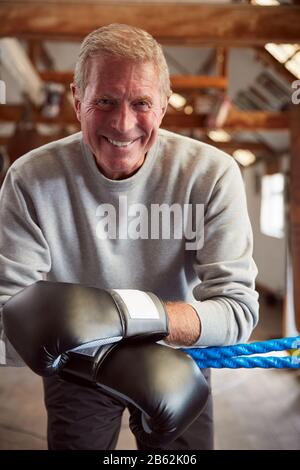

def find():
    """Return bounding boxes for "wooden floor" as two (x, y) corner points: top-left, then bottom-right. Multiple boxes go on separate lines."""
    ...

(0, 365), (299, 450)
(212, 367), (300, 450)
(0, 293), (299, 450)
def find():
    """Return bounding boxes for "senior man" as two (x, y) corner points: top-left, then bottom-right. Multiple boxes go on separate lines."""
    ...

(0, 24), (258, 450)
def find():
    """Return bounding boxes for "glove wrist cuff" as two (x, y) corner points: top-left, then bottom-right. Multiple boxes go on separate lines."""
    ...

(109, 289), (169, 340)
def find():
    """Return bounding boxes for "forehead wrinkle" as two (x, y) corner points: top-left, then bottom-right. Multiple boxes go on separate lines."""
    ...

(85, 57), (161, 103)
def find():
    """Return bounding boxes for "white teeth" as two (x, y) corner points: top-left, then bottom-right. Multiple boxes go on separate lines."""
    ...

(106, 137), (134, 147)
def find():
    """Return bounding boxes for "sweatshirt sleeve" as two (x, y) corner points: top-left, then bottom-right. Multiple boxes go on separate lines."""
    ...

(190, 159), (259, 347)
(0, 165), (51, 366)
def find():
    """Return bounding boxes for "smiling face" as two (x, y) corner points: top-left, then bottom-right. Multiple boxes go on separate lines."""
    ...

(72, 55), (168, 180)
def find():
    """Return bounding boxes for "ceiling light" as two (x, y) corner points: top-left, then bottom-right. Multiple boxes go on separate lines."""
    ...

(169, 93), (186, 109)
(285, 52), (300, 79)
(184, 105), (193, 115)
(265, 43), (299, 63)
(208, 130), (231, 142)
(233, 150), (256, 167)
(251, 0), (279, 5)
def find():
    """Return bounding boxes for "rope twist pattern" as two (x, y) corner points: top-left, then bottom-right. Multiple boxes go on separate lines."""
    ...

(183, 336), (300, 369)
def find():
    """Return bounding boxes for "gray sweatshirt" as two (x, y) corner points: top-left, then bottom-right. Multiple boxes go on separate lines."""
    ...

(0, 129), (258, 365)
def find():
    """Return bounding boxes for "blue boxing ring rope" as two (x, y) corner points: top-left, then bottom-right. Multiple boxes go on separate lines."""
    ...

(183, 336), (300, 369)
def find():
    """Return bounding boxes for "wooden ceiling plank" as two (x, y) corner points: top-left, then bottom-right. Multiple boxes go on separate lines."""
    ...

(1, 3), (300, 45)
(203, 138), (273, 155)
(27, 39), (54, 70)
(222, 108), (289, 131)
(171, 75), (228, 90)
(256, 48), (298, 84)
(39, 71), (228, 90)
(289, 103), (300, 331)
(0, 105), (289, 130)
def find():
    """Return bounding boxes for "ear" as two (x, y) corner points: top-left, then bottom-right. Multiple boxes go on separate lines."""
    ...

(70, 83), (82, 123)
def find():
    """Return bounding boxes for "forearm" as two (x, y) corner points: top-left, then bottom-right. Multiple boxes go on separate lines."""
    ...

(164, 302), (201, 346)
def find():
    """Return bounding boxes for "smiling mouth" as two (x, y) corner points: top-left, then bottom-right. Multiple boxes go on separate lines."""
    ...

(103, 136), (138, 148)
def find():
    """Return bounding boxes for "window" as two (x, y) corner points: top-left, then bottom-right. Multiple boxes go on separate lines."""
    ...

(260, 173), (285, 238)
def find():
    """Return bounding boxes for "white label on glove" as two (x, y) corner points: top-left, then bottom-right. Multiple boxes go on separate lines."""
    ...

(113, 290), (160, 319)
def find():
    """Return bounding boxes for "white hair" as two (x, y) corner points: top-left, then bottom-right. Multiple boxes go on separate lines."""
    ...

(74, 23), (172, 100)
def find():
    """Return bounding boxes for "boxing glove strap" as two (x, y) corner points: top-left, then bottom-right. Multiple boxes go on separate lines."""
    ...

(109, 289), (169, 340)
(59, 343), (116, 385)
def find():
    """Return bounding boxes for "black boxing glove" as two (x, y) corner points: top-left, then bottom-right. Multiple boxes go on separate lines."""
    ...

(3, 280), (168, 376)
(60, 341), (209, 447)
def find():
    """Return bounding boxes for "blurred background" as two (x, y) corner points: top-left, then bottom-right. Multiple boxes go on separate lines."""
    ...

(0, 0), (299, 450)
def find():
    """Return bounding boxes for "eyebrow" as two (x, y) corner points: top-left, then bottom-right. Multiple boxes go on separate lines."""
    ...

(134, 95), (152, 101)
(96, 94), (153, 102)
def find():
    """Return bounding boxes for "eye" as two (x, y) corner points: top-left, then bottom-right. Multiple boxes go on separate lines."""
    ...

(96, 98), (115, 108)
(134, 101), (151, 111)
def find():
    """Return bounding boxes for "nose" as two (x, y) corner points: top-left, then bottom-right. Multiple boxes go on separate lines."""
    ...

(110, 103), (136, 135)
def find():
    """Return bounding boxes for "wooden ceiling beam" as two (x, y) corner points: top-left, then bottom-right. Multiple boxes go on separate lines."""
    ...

(0, 135), (274, 159)
(203, 138), (273, 156)
(1, 3), (300, 45)
(163, 110), (289, 131)
(216, 48), (228, 78)
(27, 39), (54, 70)
(289, 103), (300, 331)
(255, 47), (298, 84)
(0, 137), (9, 146)
(0, 105), (289, 130)
(39, 71), (228, 90)
(0, 104), (75, 125)
(39, 71), (72, 85)
(222, 108), (289, 131)
(171, 75), (227, 91)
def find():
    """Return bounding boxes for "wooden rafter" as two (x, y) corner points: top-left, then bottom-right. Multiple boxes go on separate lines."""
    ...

(289, 103), (300, 331)
(0, 134), (275, 159)
(1, 3), (300, 45)
(203, 138), (273, 157)
(255, 48), (298, 84)
(171, 75), (227, 91)
(221, 108), (289, 131)
(163, 110), (289, 131)
(38, 71), (228, 91)
(27, 39), (54, 70)
(0, 104), (289, 130)
(216, 48), (228, 78)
